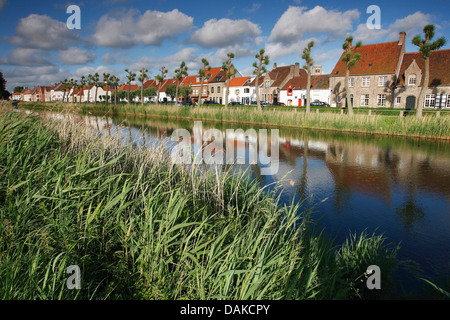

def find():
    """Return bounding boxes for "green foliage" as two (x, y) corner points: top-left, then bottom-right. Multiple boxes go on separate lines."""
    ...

(0, 110), (404, 300)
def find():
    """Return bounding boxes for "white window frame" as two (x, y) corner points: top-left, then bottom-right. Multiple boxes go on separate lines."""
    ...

(377, 94), (386, 107)
(348, 78), (354, 88)
(424, 94), (436, 108)
(337, 95), (342, 104)
(378, 76), (388, 87)
(396, 96), (401, 104)
(360, 94), (369, 107)
(408, 75), (417, 85)
(211, 87), (214, 94)
(265, 81), (270, 89)
(362, 77), (371, 87)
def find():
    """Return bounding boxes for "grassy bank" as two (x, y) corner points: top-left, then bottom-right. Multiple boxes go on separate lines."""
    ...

(0, 109), (406, 300)
(15, 101), (450, 140)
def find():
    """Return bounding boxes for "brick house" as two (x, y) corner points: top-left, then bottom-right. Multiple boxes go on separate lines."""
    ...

(279, 73), (330, 107)
(329, 32), (406, 108)
(394, 49), (450, 109)
(207, 70), (227, 104)
(251, 63), (302, 105)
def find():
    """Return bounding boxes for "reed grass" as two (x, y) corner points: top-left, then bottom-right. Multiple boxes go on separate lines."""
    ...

(16, 101), (450, 140)
(0, 108), (400, 300)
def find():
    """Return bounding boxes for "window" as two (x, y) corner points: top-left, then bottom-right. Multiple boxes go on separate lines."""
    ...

(360, 94), (369, 107)
(396, 96), (401, 104)
(424, 94), (436, 108)
(446, 95), (450, 108)
(217, 86), (220, 93)
(287, 84), (293, 96)
(235, 89), (240, 95)
(362, 77), (371, 87)
(265, 81), (270, 89)
(408, 75), (416, 85)
(211, 87), (214, 94)
(348, 78), (355, 88)
(337, 95), (342, 104)
(377, 94), (386, 107)
(378, 76), (388, 86)
(244, 88), (250, 94)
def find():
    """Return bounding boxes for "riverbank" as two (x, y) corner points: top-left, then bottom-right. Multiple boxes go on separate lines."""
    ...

(0, 108), (403, 300)
(14, 101), (450, 141)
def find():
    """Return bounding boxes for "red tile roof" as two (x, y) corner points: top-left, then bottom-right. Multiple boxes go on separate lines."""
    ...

(229, 76), (250, 87)
(118, 84), (139, 91)
(281, 74), (330, 90)
(397, 49), (450, 86)
(331, 41), (403, 76)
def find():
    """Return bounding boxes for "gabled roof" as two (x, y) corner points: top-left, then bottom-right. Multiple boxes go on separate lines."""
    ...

(159, 78), (177, 92)
(117, 84), (139, 91)
(331, 41), (403, 76)
(208, 70), (227, 83)
(268, 65), (298, 87)
(248, 75), (265, 87)
(281, 74), (330, 91)
(229, 76), (250, 87)
(397, 49), (450, 86)
(180, 75), (198, 87)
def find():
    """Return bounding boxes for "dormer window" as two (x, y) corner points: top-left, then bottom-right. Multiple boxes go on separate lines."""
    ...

(408, 74), (417, 85)
(287, 84), (293, 96)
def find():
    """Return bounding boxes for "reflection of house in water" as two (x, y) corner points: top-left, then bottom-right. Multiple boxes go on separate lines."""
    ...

(324, 142), (450, 201)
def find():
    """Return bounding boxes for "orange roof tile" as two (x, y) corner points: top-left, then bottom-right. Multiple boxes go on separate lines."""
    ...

(397, 49), (450, 86)
(331, 41), (403, 76)
(229, 77), (250, 87)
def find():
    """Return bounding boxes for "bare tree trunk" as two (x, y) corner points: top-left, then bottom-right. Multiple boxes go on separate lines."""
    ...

(416, 57), (429, 118)
(225, 79), (230, 109)
(306, 65), (311, 114)
(256, 78), (261, 111)
(345, 68), (354, 115)
(198, 79), (204, 108)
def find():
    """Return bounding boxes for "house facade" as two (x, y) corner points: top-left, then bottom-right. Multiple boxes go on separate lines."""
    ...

(279, 74), (331, 107)
(254, 63), (303, 105)
(329, 32), (406, 108)
(226, 76), (252, 104)
(394, 49), (450, 109)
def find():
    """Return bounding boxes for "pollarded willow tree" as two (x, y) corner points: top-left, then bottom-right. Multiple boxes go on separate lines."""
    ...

(156, 66), (168, 107)
(125, 69), (136, 105)
(111, 75), (120, 105)
(222, 52), (236, 109)
(253, 49), (269, 111)
(174, 61), (188, 105)
(412, 24), (446, 118)
(302, 41), (314, 114)
(198, 58), (211, 107)
(138, 67), (149, 107)
(341, 36), (362, 116)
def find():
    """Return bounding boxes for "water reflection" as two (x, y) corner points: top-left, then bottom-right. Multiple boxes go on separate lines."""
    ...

(42, 112), (450, 279)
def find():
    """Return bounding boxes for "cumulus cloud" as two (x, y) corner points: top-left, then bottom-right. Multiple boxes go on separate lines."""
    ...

(269, 6), (360, 44)
(58, 47), (96, 65)
(91, 9), (194, 48)
(9, 14), (81, 50)
(354, 11), (433, 43)
(2, 66), (69, 90)
(188, 18), (262, 48)
(0, 48), (52, 66)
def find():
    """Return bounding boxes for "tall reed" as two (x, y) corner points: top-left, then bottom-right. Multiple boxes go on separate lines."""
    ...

(0, 109), (400, 299)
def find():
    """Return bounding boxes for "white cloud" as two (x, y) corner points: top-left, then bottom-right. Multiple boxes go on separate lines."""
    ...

(91, 9), (194, 48)
(9, 14), (80, 50)
(354, 11), (433, 44)
(2, 66), (69, 90)
(58, 47), (96, 65)
(0, 48), (52, 66)
(188, 18), (262, 48)
(269, 6), (360, 44)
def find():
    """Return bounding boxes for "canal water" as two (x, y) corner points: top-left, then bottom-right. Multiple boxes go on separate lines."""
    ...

(44, 112), (450, 297)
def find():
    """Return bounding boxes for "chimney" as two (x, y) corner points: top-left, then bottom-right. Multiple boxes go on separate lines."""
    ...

(273, 62), (277, 69)
(399, 32), (406, 46)
(294, 62), (300, 77)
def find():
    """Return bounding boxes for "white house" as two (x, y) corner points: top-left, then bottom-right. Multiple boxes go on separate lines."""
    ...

(279, 74), (331, 107)
(226, 76), (253, 104)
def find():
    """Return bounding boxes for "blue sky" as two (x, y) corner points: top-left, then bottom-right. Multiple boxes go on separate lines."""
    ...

(0, 0), (448, 91)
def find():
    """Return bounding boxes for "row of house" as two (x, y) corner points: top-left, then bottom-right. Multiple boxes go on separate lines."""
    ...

(11, 32), (450, 109)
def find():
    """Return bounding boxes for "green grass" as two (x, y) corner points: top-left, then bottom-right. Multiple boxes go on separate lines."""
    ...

(0, 109), (405, 300)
